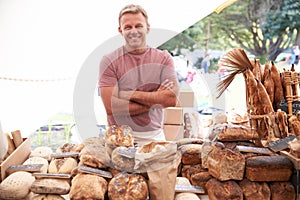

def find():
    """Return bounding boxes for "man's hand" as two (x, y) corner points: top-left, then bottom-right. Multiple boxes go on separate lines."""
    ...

(157, 79), (174, 91)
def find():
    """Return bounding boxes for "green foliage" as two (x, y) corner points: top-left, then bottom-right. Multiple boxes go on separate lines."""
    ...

(160, 0), (300, 62)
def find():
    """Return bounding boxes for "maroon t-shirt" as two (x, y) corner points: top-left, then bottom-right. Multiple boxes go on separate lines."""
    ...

(98, 46), (177, 132)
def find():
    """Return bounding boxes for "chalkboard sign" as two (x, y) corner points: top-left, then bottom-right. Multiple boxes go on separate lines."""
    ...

(279, 99), (300, 115)
(268, 135), (297, 152)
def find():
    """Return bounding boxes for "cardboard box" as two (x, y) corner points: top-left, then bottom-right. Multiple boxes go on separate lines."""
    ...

(176, 91), (195, 107)
(163, 124), (184, 141)
(0, 138), (31, 182)
(164, 107), (183, 125)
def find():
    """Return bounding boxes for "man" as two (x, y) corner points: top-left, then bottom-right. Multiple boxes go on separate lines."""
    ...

(98, 4), (179, 146)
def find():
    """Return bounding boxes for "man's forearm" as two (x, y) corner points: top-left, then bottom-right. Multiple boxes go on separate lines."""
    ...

(122, 90), (178, 108)
(110, 95), (150, 116)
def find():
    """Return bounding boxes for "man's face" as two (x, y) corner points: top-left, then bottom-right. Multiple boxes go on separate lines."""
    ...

(118, 12), (149, 52)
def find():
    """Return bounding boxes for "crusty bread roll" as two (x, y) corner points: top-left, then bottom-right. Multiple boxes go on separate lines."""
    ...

(206, 178), (243, 200)
(179, 144), (202, 165)
(239, 178), (270, 200)
(105, 125), (134, 155)
(69, 173), (107, 200)
(23, 156), (49, 173)
(30, 146), (53, 161)
(48, 157), (77, 174)
(0, 171), (35, 200)
(79, 137), (110, 168)
(269, 181), (295, 200)
(108, 172), (148, 200)
(56, 143), (84, 153)
(111, 146), (135, 172)
(30, 178), (70, 195)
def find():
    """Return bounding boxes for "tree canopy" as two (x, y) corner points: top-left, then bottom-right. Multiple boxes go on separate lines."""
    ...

(159, 0), (300, 62)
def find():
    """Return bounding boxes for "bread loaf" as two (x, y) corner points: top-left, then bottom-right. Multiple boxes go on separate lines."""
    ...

(269, 181), (295, 200)
(111, 146), (135, 172)
(30, 146), (53, 161)
(207, 144), (245, 181)
(108, 172), (148, 200)
(0, 171), (35, 199)
(69, 173), (107, 200)
(238, 178), (270, 200)
(56, 143), (84, 153)
(190, 170), (212, 194)
(245, 155), (293, 181)
(79, 137), (110, 168)
(179, 144), (202, 165)
(30, 178), (70, 195)
(206, 178), (243, 200)
(48, 157), (77, 174)
(105, 125), (134, 156)
(212, 123), (257, 141)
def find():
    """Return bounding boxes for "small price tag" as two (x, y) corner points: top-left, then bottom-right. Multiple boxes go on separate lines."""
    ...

(236, 145), (273, 155)
(118, 147), (137, 158)
(32, 173), (71, 179)
(175, 184), (205, 194)
(77, 166), (112, 179)
(51, 152), (79, 158)
(6, 164), (44, 173)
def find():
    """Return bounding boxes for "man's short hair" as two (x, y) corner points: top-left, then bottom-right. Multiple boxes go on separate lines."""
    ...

(118, 4), (149, 26)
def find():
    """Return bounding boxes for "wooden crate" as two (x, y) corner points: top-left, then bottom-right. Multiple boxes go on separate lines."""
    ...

(0, 138), (31, 182)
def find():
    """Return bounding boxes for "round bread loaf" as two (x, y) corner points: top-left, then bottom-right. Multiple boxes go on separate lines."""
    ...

(48, 157), (78, 174)
(30, 146), (53, 161)
(108, 172), (148, 200)
(23, 156), (49, 173)
(69, 173), (107, 200)
(0, 171), (35, 199)
(111, 146), (135, 172)
(56, 143), (84, 153)
(105, 125), (134, 155)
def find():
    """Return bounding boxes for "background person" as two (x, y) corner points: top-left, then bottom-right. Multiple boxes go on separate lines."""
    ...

(98, 4), (179, 146)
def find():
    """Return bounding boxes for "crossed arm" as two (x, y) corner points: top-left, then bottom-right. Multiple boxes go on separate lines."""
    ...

(100, 79), (179, 116)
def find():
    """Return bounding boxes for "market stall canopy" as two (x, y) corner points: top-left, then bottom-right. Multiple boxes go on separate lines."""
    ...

(0, 0), (236, 135)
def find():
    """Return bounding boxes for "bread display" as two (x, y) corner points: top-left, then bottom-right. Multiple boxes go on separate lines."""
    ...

(69, 173), (107, 200)
(108, 172), (148, 200)
(245, 155), (293, 181)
